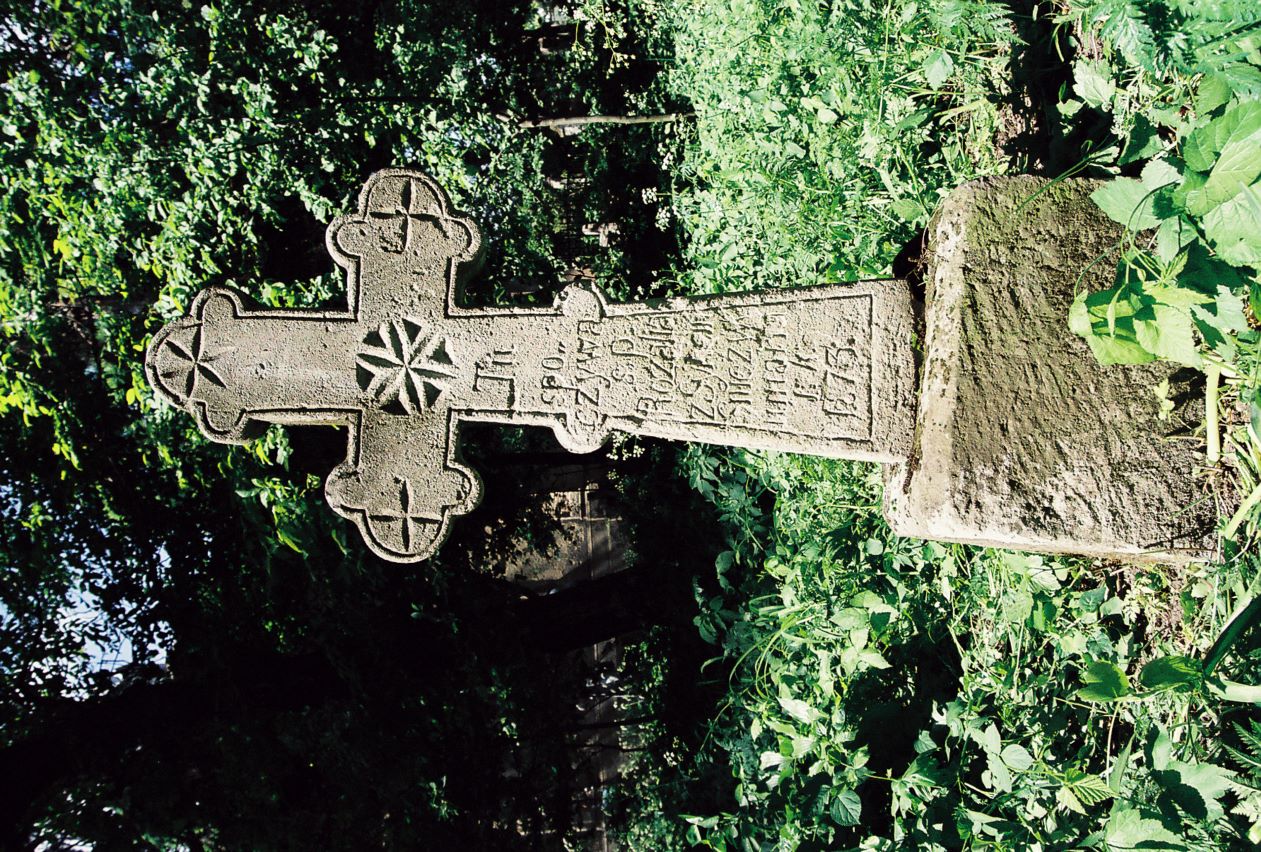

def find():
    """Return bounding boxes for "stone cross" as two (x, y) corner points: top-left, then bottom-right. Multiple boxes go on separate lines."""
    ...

(147, 169), (915, 562)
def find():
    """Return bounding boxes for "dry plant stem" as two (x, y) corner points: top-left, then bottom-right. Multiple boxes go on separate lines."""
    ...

(1207, 362), (1222, 467)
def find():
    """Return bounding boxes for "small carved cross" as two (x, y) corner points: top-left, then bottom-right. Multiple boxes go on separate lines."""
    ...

(147, 169), (914, 562)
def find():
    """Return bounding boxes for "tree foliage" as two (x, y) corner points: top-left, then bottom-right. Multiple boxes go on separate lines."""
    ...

(0, 0), (691, 846)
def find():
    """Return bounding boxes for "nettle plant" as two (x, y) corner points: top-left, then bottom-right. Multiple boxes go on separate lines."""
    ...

(1070, 91), (1260, 372)
(1060, 2), (1261, 371)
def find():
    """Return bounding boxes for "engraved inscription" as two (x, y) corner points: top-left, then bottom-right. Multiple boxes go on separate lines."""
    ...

(147, 168), (912, 565)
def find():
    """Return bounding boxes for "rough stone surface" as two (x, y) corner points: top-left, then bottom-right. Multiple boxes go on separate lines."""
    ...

(884, 176), (1216, 563)
(147, 168), (915, 563)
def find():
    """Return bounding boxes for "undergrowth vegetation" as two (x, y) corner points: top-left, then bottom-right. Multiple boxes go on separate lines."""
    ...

(610, 0), (1261, 849)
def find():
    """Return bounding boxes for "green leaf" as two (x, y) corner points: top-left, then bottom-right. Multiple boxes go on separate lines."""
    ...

(1157, 760), (1236, 822)
(778, 696), (820, 725)
(979, 723), (1001, 755)
(1139, 656), (1202, 691)
(1204, 595), (1261, 676)
(923, 50), (954, 90)
(1183, 100), (1261, 175)
(1105, 807), (1186, 850)
(1120, 113), (1163, 165)
(1177, 169), (1212, 215)
(1001, 743), (1034, 771)
(1184, 132), (1218, 174)
(1077, 660), (1131, 702)
(1201, 182), (1261, 267)
(1191, 286), (1247, 359)
(1207, 676), (1261, 704)
(1134, 301), (1201, 367)
(1146, 725), (1172, 772)
(1202, 139), (1261, 208)
(1073, 60), (1116, 110)
(1069, 290), (1157, 365)
(1091, 178), (1163, 230)
(858, 649), (890, 669)
(986, 752), (1013, 792)
(1109, 733), (1135, 793)
(1154, 217), (1196, 264)
(1195, 73), (1233, 116)
(829, 789), (862, 827)
(1064, 769), (1114, 806)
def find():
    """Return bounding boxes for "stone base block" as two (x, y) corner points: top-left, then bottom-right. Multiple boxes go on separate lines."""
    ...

(883, 176), (1217, 563)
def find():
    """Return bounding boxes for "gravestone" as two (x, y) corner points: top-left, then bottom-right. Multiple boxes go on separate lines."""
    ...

(146, 169), (914, 562)
(883, 176), (1213, 562)
(146, 169), (1216, 564)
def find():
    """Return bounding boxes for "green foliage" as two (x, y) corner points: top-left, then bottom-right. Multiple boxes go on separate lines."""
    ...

(0, 0), (684, 846)
(603, 2), (1261, 850)
(641, 445), (1261, 850)
(662, 0), (1016, 294)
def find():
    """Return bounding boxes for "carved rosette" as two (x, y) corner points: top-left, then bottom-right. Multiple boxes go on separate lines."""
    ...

(356, 317), (459, 415)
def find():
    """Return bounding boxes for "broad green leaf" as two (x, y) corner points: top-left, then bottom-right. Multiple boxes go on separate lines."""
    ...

(1134, 302), (1200, 367)
(1120, 113), (1162, 165)
(1191, 286), (1247, 359)
(1207, 676), (1261, 704)
(1176, 169), (1211, 215)
(1091, 178), (1163, 230)
(789, 734), (814, 758)
(1179, 243), (1247, 297)
(1073, 60), (1116, 110)
(985, 752), (1013, 792)
(1064, 769), (1114, 806)
(1146, 726), (1173, 772)
(1000, 743), (1034, 771)
(1138, 656), (1201, 691)
(979, 723), (1001, 755)
(902, 754), (946, 787)
(923, 50), (954, 90)
(1154, 217), (1195, 264)
(1183, 100), (1261, 174)
(1195, 73), (1233, 116)
(1105, 807), (1186, 850)
(1140, 157), (1181, 191)
(1202, 182), (1261, 267)
(778, 696), (820, 725)
(1069, 290), (1157, 365)
(858, 649), (890, 669)
(1057, 784), (1086, 815)
(1184, 131), (1218, 174)
(829, 789), (861, 827)
(1077, 660), (1131, 702)
(1157, 760), (1237, 822)
(1202, 139), (1261, 208)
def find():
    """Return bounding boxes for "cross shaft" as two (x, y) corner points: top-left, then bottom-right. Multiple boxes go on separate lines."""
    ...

(147, 170), (914, 562)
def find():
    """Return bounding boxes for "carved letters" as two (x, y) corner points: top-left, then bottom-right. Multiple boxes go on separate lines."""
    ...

(147, 169), (915, 563)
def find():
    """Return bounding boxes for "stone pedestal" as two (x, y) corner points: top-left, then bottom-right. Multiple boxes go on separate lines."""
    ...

(884, 176), (1216, 563)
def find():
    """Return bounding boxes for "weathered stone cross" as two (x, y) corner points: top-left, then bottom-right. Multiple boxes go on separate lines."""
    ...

(147, 169), (915, 562)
